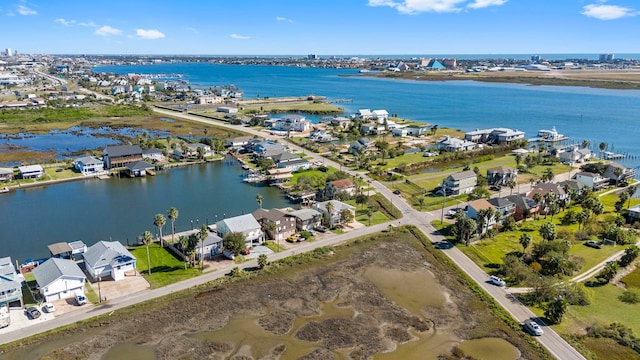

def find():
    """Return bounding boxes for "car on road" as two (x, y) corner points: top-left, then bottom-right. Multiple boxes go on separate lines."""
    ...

(25, 306), (41, 319)
(42, 303), (55, 313)
(523, 318), (544, 336)
(75, 294), (87, 306)
(489, 275), (506, 287)
(445, 209), (459, 218)
(393, 189), (401, 195)
(584, 240), (603, 249)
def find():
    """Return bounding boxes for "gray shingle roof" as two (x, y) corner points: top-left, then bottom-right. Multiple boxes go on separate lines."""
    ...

(33, 258), (85, 288)
(83, 241), (136, 269)
(104, 145), (143, 158)
(125, 160), (155, 171)
(449, 170), (477, 181)
(0, 256), (20, 294)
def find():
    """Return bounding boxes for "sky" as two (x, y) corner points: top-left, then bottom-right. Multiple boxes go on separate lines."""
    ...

(1, 0), (639, 55)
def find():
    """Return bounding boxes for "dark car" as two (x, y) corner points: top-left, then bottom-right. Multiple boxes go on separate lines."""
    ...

(490, 185), (502, 191)
(26, 306), (41, 319)
(584, 240), (603, 249)
(393, 189), (401, 195)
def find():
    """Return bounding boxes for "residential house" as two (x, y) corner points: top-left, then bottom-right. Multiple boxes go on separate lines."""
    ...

(216, 214), (265, 246)
(103, 145), (143, 169)
(464, 128), (525, 144)
(125, 161), (155, 177)
(32, 258), (86, 302)
(559, 146), (592, 164)
(196, 96), (223, 104)
(573, 171), (608, 191)
(18, 164), (44, 179)
(442, 170), (477, 195)
(604, 162), (637, 184)
(266, 167), (294, 184)
(438, 136), (476, 152)
(466, 199), (497, 234)
(357, 109), (373, 120)
(272, 115), (311, 132)
(74, 156), (106, 176)
(0, 257), (22, 308)
(183, 143), (213, 158)
(289, 208), (322, 231)
(330, 117), (351, 129)
(253, 141), (286, 158)
(487, 197), (517, 223)
(142, 148), (165, 162)
(486, 166), (517, 186)
(349, 137), (372, 154)
(313, 200), (356, 227)
(392, 128), (408, 137)
(252, 208), (297, 241)
(0, 167), (14, 182)
(527, 183), (569, 203)
(504, 194), (540, 220)
(371, 109), (389, 122)
(406, 125), (431, 136)
(325, 179), (357, 199)
(627, 204), (640, 223)
(217, 106), (239, 114)
(83, 241), (137, 281)
(360, 123), (386, 135)
(226, 136), (254, 147)
(272, 152), (310, 172)
(197, 233), (223, 259)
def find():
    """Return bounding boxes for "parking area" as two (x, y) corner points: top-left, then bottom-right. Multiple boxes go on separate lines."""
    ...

(87, 271), (150, 301)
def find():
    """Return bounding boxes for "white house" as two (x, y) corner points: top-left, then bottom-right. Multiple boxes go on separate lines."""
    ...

(272, 115), (311, 132)
(83, 241), (137, 281)
(438, 137), (476, 152)
(0, 256), (23, 308)
(142, 148), (166, 162)
(74, 156), (106, 176)
(226, 136), (254, 147)
(18, 164), (44, 179)
(313, 200), (356, 227)
(32, 258), (86, 302)
(216, 214), (265, 246)
(372, 109), (389, 122)
(573, 172), (609, 191)
(357, 109), (373, 120)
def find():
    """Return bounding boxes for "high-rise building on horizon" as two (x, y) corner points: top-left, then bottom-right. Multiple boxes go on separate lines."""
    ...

(5, 48), (13, 57)
(599, 53), (614, 62)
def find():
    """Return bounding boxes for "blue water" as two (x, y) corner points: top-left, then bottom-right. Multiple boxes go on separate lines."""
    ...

(95, 63), (640, 169)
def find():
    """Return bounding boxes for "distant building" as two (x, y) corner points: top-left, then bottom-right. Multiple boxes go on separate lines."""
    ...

(599, 53), (615, 62)
(438, 136), (476, 152)
(18, 164), (44, 179)
(74, 156), (106, 176)
(464, 128), (525, 144)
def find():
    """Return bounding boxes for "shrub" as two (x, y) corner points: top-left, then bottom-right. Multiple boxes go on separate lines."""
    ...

(618, 291), (640, 304)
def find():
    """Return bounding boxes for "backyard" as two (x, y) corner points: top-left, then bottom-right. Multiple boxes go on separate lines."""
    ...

(129, 243), (202, 288)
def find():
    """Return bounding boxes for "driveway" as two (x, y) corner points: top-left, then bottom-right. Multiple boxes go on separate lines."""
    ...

(87, 271), (150, 301)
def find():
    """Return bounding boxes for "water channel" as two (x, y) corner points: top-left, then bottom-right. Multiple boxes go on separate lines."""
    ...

(0, 160), (292, 262)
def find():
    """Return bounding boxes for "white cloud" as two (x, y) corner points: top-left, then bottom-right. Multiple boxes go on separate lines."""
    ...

(368, 0), (467, 14)
(95, 25), (122, 36)
(231, 33), (250, 40)
(78, 21), (97, 27)
(17, 4), (36, 15)
(54, 18), (73, 26)
(134, 29), (166, 39)
(467, 0), (507, 9)
(581, 4), (636, 20)
(276, 16), (294, 23)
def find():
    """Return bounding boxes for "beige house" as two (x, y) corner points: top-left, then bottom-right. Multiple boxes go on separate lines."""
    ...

(442, 170), (477, 195)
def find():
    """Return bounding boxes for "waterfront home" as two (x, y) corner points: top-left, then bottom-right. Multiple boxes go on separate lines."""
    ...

(125, 161), (155, 177)
(438, 136), (476, 152)
(32, 258), (86, 302)
(313, 200), (356, 228)
(573, 172), (608, 191)
(103, 145), (143, 169)
(197, 233), (223, 259)
(466, 199), (497, 234)
(142, 148), (165, 162)
(330, 117), (351, 129)
(0, 167), (14, 182)
(357, 109), (373, 120)
(442, 170), (477, 195)
(226, 136), (254, 147)
(603, 162), (637, 184)
(504, 194), (540, 220)
(0, 257), (23, 308)
(464, 128), (525, 145)
(360, 123), (386, 135)
(183, 143), (213, 158)
(272, 152), (310, 172)
(252, 208), (297, 241)
(288, 208), (322, 231)
(406, 125), (431, 136)
(18, 164), (44, 179)
(487, 198), (517, 223)
(216, 214), (264, 246)
(74, 156), (106, 176)
(559, 146), (591, 164)
(272, 115), (311, 132)
(392, 128), (408, 137)
(83, 241), (136, 281)
(48, 242), (73, 259)
(253, 141), (286, 158)
(325, 179), (357, 199)
(266, 168), (293, 183)
(371, 109), (389, 122)
(486, 166), (517, 187)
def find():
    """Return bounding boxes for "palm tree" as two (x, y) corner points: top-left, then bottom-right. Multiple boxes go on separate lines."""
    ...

(258, 254), (268, 269)
(367, 207), (373, 226)
(154, 214), (167, 247)
(581, 140), (590, 149)
(179, 235), (189, 269)
(627, 185), (637, 208)
(198, 224), (208, 270)
(613, 166), (623, 186)
(507, 180), (516, 195)
(141, 231), (153, 275)
(519, 233), (532, 254)
(256, 194), (263, 208)
(326, 201), (334, 228)
(168, 207), (179, 243)
(599, 142), (607, 158)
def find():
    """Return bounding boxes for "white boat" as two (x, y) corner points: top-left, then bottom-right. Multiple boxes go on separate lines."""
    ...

(0, 187), (9, 194)
(358, 69), (370, 73)
(537, 127), (568, 142)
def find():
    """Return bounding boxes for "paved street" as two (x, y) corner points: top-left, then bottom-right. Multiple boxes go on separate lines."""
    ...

(0, 108), (588, 359)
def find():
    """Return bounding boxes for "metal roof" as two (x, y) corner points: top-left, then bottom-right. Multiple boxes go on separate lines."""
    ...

(104, 145), (142, 158)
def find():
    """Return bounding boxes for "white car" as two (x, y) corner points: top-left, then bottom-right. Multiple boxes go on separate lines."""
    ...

(42, 303), (56, 313)
(489, 275), (506, 287)
(75, 294), (87, 306)
(524, 319), (544, 336)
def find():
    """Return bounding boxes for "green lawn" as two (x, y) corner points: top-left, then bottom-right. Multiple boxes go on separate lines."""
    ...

(129, 243), (201, 288)
(621, 266), (640, 289)
(84, 282), (99, 304)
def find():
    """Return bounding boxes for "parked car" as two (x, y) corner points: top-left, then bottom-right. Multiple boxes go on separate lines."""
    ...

(584, 240), (603, 249)
(393, 189), (401, 195)
(42, 303), (55, 313)
(314, 225), (328, 233)
(223, 249), (235, 260)
(489, 275), (506, 287)
(75, 294), (87, 306)
(286, 235), (299, 243)
(490, 185), (502, 191)
(446, 209), (459, 218)
(523, 319), (544, 336)
(26, 306), (41, 319)
(423, 152), (438, 157)
(240, 248), (251, 255)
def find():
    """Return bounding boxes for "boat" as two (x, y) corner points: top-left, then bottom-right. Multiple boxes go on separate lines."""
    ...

(602, 151), (625, 160)
(358, 69), (370, 73)
(537, 127), (568, 142)
(0, 187), (9, 194)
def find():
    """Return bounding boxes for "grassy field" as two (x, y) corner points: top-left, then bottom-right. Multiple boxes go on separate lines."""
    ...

(239, 100), (345, 114)
(621, 266), (640, 289)
(129, 243), (201, 288)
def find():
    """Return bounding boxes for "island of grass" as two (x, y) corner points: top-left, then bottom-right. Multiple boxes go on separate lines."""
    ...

(0, 227), (551, 360)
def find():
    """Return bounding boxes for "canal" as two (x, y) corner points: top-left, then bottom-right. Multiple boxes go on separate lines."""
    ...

(0, 159), (292, 262)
